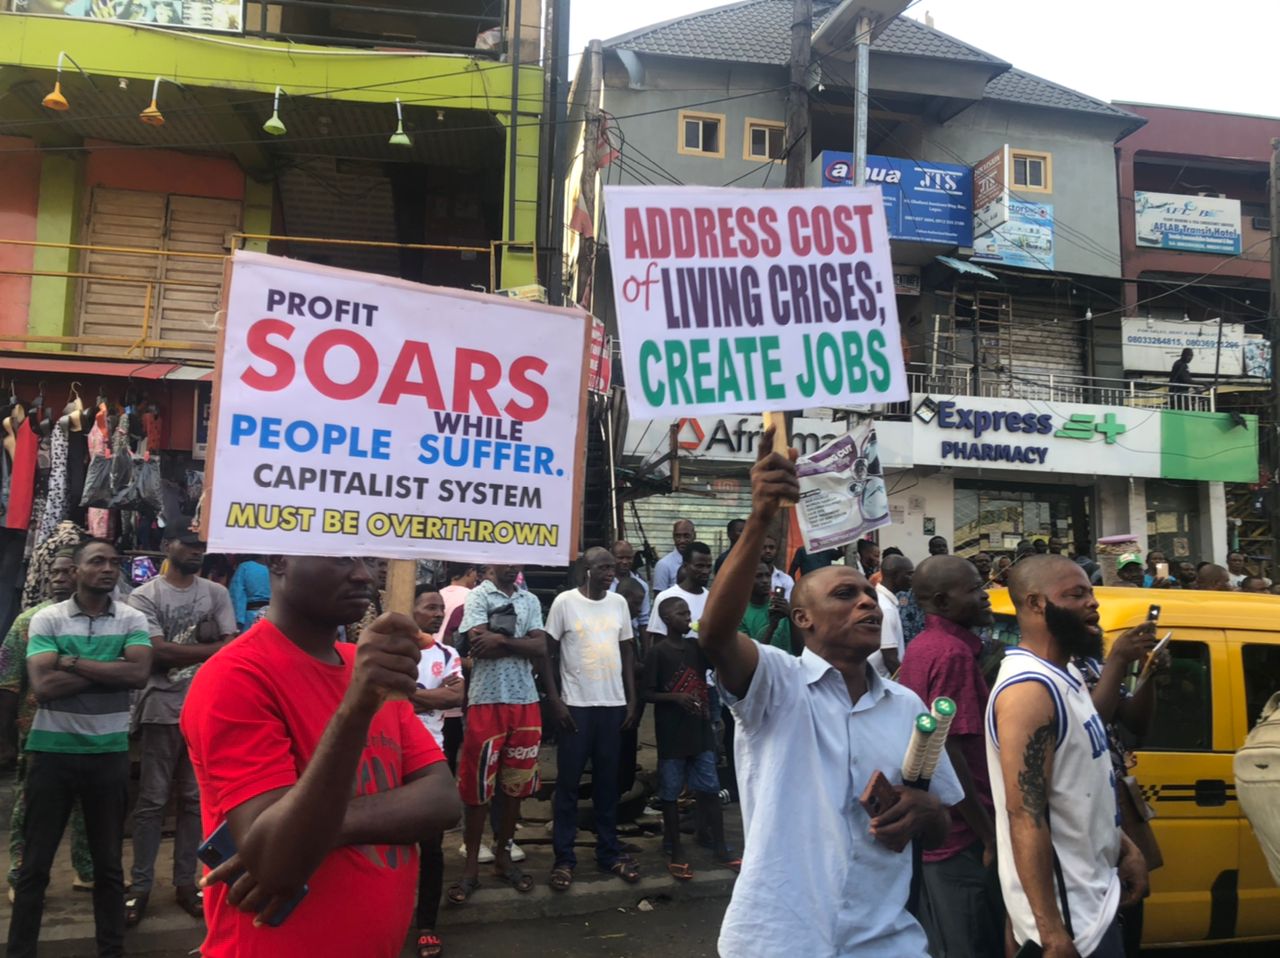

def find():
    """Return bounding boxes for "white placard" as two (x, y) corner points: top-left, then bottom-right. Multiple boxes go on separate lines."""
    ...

(205, 252), (589, 564)
(603, 186), (907, 419)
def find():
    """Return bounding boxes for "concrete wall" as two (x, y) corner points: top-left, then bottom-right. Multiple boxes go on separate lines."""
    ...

(881, 471), (955, 561)
(602, 56), (788, 192)
(904, 101), (1128, 279)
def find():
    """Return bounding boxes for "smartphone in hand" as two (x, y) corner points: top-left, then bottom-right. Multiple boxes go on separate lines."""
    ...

(858, 769), (899, 818)
(197, 821), (309, 927)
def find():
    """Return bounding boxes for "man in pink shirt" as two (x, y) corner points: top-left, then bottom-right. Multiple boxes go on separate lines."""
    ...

(897, 555), (1002, 958)
(436, 564), (479, 644)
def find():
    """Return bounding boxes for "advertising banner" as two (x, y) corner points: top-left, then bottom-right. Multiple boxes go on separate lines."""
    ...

(1121, 317), (1244, 376)
(818, 152), (974, 247)
(971, 199), (1054, 271)
(602, 185), (907, 419)
(205, 252), (590, 564)
(19, 0), (244, 31)
(1134, 191), (1242, 255)
(972, 144), (1010, 239)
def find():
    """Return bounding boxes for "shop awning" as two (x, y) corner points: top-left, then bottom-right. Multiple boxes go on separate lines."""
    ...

(1, 354), (213, 382)
(935, 255), (999, 280)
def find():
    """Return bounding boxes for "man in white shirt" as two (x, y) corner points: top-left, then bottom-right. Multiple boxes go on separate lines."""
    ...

(870, 554), (912, 679)
(649, 542), (713, 637)
(759, 533), (794, 599)
(545, 548), (639, 887)
(989, 556), (1149, 958)
(411, 587), (465, 958)
(700, 431), (962, 958)
(652, 520), (696, 592)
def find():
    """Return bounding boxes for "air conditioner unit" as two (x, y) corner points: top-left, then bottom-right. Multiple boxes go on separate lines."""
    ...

(1253, 216), (1271, 231)
(1197, 191), (1227, 198)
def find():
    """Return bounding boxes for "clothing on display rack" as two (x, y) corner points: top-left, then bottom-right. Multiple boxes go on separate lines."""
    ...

(21, 520), (85, 610)
(32, 422), (69, 548)
(86, 407), (113, 539)
(3, 418), (38, 532)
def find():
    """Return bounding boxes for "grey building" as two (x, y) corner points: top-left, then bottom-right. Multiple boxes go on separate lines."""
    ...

(575, 1), (1248, 574)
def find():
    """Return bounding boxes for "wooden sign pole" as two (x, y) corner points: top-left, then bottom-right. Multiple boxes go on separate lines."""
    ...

(762, 410), (794, 508)
(385, 559), (417, 616)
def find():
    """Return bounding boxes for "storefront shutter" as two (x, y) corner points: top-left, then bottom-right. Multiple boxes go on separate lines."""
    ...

(155, 195), (240, 360)
(78, 188), (166, 348)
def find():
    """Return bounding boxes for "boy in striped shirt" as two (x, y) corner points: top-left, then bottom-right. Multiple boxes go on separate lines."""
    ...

(7, 538), (152, 958)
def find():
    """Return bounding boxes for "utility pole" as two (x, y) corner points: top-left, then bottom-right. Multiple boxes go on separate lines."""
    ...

(575, 39), (603, 310)
(1268, 138), (1280, 572)
(852, 13), (873, 186)
(784, 0), (813, 188)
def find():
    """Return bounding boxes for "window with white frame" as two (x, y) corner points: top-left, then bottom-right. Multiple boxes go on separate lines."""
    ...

(745, 119), (785, 161)
(679, 112), (725, 157)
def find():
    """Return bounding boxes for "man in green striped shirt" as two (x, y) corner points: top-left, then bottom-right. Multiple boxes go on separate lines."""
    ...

(8, 538), (152, 958)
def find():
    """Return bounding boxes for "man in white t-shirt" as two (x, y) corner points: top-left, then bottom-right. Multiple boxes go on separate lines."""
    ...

(411, 587), (465, 958)
(545, 548), (639, 886)
(869, 554), (912, 679)
(648, 542), (714, 637)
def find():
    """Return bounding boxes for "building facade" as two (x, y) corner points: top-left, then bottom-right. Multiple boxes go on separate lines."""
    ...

(570, 1), (1261, 570)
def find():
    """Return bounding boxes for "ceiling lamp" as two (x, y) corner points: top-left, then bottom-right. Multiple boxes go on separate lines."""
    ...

(140, 76), (183, 127)
(263, 86), (286, 136)
(42, 51), (89, 111)
(388, 98), (412, 148)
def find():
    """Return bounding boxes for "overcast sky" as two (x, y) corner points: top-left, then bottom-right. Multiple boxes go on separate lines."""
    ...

(570, 0), (1277, 118)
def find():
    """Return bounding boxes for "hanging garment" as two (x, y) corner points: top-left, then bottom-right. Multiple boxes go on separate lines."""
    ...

(3, 418), (38, 532)
(66, 421), (89, 526)
(33, 421), (69, 547)
(22, 519), (85, 610)
(86, 411), (113, 540)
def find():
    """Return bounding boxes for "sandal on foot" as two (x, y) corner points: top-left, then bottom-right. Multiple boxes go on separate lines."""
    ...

(125, 893), (149, 927)
(175, 885), (204, 918)
(492, 865), (535, 894)
(549, 865), (574, 892)
(666, 862), (694, 881)
(446, 877), (480, 905)
(718, 858), (742, 874)
(417, 930), (444, 958)
(601, 856), (641, 884)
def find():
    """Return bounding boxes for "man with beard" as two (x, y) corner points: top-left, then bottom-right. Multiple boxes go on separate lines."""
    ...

(181, 556), (457, 957)
(649, 543), (714, 637)
(126, 519), (237, 925)
(700, 430), (962, 957)
(989, 556), (1150, 958)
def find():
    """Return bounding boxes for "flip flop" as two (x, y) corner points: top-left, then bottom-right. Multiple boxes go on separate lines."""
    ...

(666, 862), (694, 881)
(446, 876), (480, 905)
(600, 856), (641, 884)
(492, 865), (534, 894)
(549, 865), (574, 892)
(417, 930), (443, 958)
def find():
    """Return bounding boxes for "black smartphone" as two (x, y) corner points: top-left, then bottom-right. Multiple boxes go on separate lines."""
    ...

(197, 821), (309, 927)
(1146, 604), (1161, 624)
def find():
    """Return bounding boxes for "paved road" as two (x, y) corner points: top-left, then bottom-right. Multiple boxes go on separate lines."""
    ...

(121, 897), (1275, 958)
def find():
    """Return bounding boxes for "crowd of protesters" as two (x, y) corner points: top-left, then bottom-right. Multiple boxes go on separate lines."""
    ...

(7, 443), (1273, 957)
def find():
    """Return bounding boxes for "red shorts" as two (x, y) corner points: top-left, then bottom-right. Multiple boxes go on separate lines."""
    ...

(456, 702), (542, 806)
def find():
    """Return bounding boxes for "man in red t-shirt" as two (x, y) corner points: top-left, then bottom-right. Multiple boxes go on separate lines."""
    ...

(181, 556), (459, 958)
(896, 554), (1002, 958)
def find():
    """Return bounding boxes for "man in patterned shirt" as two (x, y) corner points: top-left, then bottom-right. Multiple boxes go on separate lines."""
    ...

(449, 564), (561, 902)
(0, 550), (93, 898)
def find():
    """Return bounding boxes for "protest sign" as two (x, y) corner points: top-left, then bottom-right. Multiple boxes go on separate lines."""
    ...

(603, 186), (907, 419)
(204, 251), (590, 566)
(794, 418), (890, 552)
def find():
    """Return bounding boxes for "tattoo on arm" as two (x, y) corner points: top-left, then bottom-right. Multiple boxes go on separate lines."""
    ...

(1016, 720), (1056, 828)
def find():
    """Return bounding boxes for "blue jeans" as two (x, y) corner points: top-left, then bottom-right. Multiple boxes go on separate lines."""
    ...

(657, 752), (719, 802)
(552, 705), (625, 869)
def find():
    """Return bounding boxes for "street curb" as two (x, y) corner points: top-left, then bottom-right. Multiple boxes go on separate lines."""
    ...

(437, 869), (736, 926)
(0, 871), (736, 954)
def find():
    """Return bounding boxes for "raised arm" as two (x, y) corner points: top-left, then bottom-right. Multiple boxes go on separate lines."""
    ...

(699, 427), (798, 698)
(995, 681), (1077, 957)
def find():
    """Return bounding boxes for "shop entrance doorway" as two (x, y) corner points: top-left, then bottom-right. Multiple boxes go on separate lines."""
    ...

(954, 479), (1092, 561)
